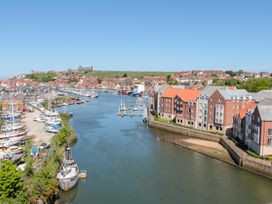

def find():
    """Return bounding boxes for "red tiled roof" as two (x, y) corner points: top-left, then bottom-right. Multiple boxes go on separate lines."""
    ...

(239, 101), (256, 119)
(162, 87), (202, 102)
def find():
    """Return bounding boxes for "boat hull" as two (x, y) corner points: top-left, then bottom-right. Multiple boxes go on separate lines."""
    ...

(59, 175), (79, 191)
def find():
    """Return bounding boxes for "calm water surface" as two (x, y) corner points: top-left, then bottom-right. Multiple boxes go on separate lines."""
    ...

(59, 93), (272, 204)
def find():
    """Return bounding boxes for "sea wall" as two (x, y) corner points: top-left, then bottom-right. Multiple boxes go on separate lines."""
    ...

(220, 137), (272, 178)
(149, 118), (272, 179)
(149, 119), (221, 142)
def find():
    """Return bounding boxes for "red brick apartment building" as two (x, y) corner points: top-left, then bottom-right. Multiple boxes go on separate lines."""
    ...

(249, 99), (272, 156)
(159, 87), (201, 126)
(208, 89), (252, 133)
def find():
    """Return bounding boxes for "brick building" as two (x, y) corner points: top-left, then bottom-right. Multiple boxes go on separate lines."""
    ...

(208, 89), (252, 133)
(159, 87), (201, 123)
(249, 99), (272, 156)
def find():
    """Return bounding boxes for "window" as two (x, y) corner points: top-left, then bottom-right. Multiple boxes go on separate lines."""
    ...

(169, 115), (171, 118)
(204, 124), (206, 128)
(216, 126), (219, 130)
(188, 121), (190, 125)
(177, 119), (180, 122)
(253, 125), (260, 144)
(180, 120), (183, 123)
(191, 122), (194, 125)
(268, 129), (272, 136)
(199, 123), (201, 127)
(210, 125), (212, 129)
(162, 114), (164, 117)
(268, 138), (272, 146)
(220, 127), (222, 131)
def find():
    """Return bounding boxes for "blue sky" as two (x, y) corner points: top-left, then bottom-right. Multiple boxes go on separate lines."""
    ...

(0, 0), (272, 77)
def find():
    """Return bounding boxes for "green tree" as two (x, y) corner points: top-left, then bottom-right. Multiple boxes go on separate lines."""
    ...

(58, 128), (69, 145)
(0, 117), (3, 128)
(0, 161), (24, 198)
(97, 78), (102, 84)
(166, 74), (171, 81)
(123, 73), (128, 78)
(68, 78), (79, 83)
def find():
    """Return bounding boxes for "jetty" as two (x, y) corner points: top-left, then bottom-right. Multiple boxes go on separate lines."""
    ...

(117, 100), (148, 121)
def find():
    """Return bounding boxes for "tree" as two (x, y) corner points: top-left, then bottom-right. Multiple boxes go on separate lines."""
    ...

(0, 117), (3, 128)
(225, 70), (235, 77)
(123, 73), (128, 78)
(68, 78), (79, 83)
(97, 78), (102, 84)
(0, 161), (24, 198)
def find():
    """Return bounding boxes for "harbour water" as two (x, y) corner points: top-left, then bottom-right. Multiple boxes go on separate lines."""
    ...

(59, 93), (272, 204)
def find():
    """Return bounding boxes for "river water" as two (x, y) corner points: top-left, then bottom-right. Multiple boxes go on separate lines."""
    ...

(59, 93), (272, 204)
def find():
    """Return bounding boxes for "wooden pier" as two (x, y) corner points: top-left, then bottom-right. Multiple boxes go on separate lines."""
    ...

(117, 113), (144, 117)
(79, 170), (87, 179)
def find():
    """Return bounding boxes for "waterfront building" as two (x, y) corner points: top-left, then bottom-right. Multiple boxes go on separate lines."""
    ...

(249, 99), (272, 156)
(173, 89), (202, 127)
(208, 89), (252, 134)
(151, 84), (169, 115)
(196, 86), (230, 130)
(159, 87), (201, 123)
(251, 90), (272, 102)
(233, 101), (256, 142)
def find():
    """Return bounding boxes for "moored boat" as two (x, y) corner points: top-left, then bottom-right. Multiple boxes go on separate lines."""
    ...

(57, 148), (79, 191)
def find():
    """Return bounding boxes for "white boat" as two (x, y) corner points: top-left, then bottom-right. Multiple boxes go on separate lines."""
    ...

(44, 110), (59, 117)
(45, 126), (59, 133)
(90, 92), (98, 98)
(44, 116), (61, 125)
(0, 131), (27, 139)
(1, 124), (24, 132)
(33, 116), (45, 122)
(57, 148), (79, 191)
(0, 136), (26, 148)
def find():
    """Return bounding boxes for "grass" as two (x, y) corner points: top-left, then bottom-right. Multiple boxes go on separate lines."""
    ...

(82, 70), (173, 79)
(208, 130), (224, 136)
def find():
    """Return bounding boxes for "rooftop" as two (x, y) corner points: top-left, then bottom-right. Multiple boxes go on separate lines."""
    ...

(257, 99), (272, 121)
(162, 87), (202, 102)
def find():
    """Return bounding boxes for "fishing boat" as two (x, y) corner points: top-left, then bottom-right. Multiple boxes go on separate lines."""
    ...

(57, 148), (79, 191)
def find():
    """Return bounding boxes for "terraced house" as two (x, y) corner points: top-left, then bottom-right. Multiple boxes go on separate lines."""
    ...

(249, 99), (272, 156)
(208, 89), (252, 134)
(159, 87), (201, 125)
(196, 86), (232, 130)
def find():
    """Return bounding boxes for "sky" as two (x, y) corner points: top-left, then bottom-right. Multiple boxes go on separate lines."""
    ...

(0, 0), (272, 77)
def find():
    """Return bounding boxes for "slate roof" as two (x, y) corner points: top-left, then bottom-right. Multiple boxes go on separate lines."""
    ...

(257, 99), (272, 121)
(251, 90), (272, 102)
(200, 86), (229, 97)
(218, 89), (249, 100)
